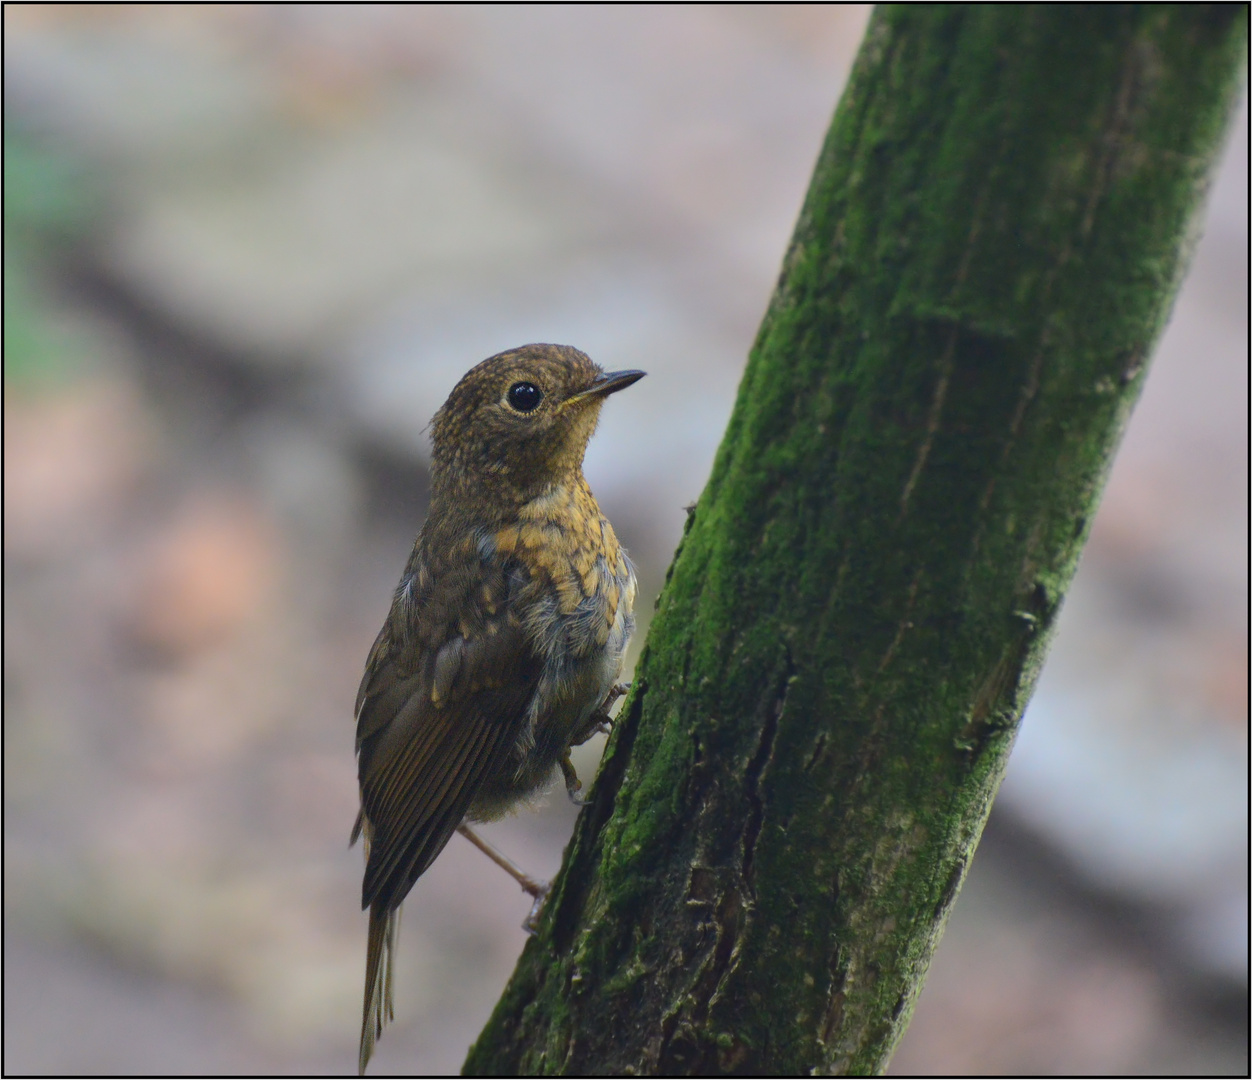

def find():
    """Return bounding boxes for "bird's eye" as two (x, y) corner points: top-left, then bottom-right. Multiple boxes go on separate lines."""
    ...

(506, 381), (543, 412)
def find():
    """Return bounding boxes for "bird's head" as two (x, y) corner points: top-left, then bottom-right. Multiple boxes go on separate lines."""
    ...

(430, 344), (644, 506)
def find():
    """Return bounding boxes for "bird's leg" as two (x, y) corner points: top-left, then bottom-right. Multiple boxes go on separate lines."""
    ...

(601, 679), (630, 712)
(561, 683), (631, 806)
(456, 823), (550, 934)
(570, 682), (630, 747)
(560, 749), (586, 806)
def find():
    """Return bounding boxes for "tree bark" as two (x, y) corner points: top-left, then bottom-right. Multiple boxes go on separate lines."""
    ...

(464, 6), (1247, 1076)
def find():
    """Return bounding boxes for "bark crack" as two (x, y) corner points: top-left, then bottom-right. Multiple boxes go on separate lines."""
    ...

(742, 651), (793, 895)
(898, 325), (959, 516)
(876, 569), (923, 675)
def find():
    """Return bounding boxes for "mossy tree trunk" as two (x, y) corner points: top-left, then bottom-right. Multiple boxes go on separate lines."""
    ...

(465, 6), (1247, 1076)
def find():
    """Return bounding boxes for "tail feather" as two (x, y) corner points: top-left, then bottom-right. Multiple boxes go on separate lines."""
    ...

(359, 903), (399, 1075)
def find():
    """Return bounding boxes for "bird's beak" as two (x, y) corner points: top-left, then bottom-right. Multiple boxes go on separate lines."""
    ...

(561, 369), (646, 409)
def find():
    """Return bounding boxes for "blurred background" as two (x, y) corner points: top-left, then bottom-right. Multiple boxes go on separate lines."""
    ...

(3, 6), (1246, 1076)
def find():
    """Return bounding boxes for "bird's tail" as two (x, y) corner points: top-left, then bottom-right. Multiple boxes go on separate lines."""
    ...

(359, 902), (399, 1075)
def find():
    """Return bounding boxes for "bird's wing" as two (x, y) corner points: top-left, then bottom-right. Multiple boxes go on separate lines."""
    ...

(353, 555), (540, 912)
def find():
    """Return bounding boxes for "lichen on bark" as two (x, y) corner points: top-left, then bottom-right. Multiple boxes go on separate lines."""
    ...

(464, 5), (1248, 1076)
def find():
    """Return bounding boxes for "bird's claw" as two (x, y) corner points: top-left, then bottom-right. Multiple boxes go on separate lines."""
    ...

(522, 878), (551, 935)
(560, 751), (588, 806)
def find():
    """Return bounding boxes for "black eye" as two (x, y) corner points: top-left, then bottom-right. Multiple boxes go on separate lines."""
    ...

(507, 381), (543, 412)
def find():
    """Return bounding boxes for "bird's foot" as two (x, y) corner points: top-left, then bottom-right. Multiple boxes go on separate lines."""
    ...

(570, 682), (631, 748)
(521, 878), (551, 935)
(560, 750), (587, 806)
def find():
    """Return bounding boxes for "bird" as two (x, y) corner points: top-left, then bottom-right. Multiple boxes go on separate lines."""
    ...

(351, 343), (643, 1074)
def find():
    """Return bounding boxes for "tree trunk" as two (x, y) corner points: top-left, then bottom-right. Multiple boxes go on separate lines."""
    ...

(464, 6), (1247, 1075)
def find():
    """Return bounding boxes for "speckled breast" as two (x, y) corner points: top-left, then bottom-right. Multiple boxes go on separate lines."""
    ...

(471, 478), (637, 814)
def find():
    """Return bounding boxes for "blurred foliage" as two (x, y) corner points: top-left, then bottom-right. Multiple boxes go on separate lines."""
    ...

(4, 123), (101, 388)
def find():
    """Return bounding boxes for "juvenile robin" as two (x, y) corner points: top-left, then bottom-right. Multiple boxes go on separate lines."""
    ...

(352, 343), (643, 1074)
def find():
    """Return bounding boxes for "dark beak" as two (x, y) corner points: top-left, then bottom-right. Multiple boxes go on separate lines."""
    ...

(564, 369), (646, 407)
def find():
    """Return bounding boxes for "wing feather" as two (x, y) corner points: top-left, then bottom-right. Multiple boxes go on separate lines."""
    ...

(355, 582), (539, 912)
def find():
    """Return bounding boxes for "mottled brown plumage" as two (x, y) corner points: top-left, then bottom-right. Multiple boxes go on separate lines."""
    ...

(353, 344), (642, 1073)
